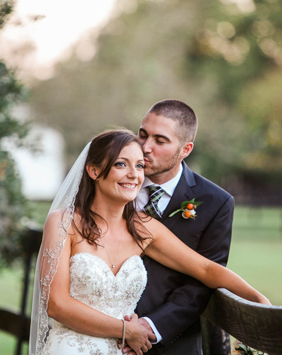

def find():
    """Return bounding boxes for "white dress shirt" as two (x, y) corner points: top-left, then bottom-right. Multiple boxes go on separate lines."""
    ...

(135, 164), (183, 343)
(136, 164), (183, 213)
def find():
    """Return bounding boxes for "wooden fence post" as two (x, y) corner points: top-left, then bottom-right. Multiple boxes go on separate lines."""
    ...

(16, 228), (42, 355)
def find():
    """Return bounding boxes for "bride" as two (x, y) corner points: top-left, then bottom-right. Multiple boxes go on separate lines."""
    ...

(29, 129), (270, 355)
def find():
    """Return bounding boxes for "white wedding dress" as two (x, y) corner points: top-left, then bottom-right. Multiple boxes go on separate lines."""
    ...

(42, 253), (147, 355)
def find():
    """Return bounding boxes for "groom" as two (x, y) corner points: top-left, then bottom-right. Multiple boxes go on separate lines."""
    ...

(125, 100), (234, 354)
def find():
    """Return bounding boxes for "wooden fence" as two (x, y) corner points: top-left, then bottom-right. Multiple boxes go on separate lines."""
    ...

(201, 288), (282, 355)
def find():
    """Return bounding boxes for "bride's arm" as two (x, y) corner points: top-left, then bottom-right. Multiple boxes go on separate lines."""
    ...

(143, 217), (270, 305)
(44, 213), (154, 355)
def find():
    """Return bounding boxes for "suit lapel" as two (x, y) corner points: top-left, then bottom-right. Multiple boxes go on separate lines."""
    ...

(161, 163), (196, 230)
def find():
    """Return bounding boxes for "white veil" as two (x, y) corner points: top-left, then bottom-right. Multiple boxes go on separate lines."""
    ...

(29, 142), (91, 355)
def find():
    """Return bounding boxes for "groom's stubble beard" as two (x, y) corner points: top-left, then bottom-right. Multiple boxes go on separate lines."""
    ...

(144, 147), (182, 178)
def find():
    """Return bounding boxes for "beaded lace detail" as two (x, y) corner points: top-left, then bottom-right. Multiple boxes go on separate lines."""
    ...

(42, 253), (147, 355)
(29, 142), (92, 355)
(35, 173), (82, 355)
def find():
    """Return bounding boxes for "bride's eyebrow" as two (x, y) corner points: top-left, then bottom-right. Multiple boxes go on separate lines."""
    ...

(117, 157), (144, 162)
(116, 157), (128, 160)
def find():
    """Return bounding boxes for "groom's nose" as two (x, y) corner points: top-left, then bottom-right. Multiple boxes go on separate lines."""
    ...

(142, 138), (153, 153)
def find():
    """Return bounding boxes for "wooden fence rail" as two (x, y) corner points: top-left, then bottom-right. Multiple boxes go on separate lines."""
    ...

(202, 288), (282, 355)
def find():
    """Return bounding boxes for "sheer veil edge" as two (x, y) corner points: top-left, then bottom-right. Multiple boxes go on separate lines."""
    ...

(29, 142), (91, 355)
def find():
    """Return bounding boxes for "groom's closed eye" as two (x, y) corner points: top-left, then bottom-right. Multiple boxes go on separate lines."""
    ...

(138, 130), (147, 139)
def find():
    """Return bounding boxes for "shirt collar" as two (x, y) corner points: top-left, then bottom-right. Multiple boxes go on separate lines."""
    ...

(142, 164), (183, 197)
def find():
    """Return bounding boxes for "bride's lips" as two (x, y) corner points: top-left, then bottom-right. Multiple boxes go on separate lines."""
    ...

(118, 183), (138, 190)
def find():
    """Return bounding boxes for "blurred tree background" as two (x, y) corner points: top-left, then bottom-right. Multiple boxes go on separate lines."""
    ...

(28, 0), (282, 204)
(0, 0), (31, 269)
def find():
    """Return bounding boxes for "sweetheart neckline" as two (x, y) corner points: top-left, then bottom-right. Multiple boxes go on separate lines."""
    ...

(70, 252), (143, 277)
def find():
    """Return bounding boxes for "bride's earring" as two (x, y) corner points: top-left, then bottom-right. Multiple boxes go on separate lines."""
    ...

(93, 171), (99, 181)
(86, 164), (99, 181)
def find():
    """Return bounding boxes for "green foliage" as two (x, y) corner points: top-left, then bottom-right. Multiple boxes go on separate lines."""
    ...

(0, 61), (29, 140)
(0, 1), (31, 268)
(0, 151), (29, 268)
(0, 0), (12, 29)
(234, 341), (266, 354)
(29, 0), (282, 185)
(188, 0), (282, 179)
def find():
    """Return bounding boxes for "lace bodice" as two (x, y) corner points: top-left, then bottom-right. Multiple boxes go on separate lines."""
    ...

(43, 253), (147, 355)
(72, 253), (146, 316)
(52, 253), (147, 328)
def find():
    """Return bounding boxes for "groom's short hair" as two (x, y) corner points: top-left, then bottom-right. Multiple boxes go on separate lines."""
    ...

(147, 99), (198, 144)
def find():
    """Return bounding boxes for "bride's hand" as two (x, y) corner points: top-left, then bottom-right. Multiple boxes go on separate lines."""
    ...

(124, 314), (155, 354)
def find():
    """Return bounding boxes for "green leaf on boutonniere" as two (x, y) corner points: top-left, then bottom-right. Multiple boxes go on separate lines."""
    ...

(169, 198), (203, 218)
(180, 199), (194, 209)
(180, 198), (203, 209)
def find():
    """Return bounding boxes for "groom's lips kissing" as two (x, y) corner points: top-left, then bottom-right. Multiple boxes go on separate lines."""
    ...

(144, 156), (152, 165)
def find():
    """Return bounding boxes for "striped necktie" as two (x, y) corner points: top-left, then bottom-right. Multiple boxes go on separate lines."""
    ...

(143, 185), (165, 219)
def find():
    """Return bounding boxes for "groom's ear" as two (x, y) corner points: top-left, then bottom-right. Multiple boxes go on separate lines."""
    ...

(86, 164), (99, 181)
(181, 142), (194, 159)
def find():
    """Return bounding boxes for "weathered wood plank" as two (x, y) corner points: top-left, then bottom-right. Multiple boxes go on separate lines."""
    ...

(203, 288), (282, 355)
(0, 308), (30, 341)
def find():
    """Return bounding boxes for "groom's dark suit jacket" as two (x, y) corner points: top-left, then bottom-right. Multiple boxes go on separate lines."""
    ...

(136, 162), (234, 355)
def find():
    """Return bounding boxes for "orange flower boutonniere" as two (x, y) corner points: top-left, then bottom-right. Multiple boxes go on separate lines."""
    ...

(169, 198), (202, 220)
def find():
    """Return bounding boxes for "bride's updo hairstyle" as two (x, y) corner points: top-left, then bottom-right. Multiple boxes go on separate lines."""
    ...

(73, 129), (148, 248)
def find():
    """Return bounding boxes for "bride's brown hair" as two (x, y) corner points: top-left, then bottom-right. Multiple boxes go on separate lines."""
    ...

(73, 129), (149, 248)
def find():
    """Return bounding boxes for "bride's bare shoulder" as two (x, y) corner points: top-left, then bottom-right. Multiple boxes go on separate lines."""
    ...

(44, 210), (81, 242)
(45, 209), (80, 229)
(45, 209), (63, 224)
(46, 208), (73, 220)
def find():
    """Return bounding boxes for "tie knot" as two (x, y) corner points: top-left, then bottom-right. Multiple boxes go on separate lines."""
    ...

(146, 185), (165, 201)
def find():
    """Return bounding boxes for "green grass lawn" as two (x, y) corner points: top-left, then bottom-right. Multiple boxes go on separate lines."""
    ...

(228, 240), (282, 305)
(0, 204), (281, 354)
(0, 267), (30, 355)
(228, 206), (282, 305)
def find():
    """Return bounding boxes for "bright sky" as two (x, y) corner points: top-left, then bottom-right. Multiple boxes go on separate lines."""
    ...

(0, 0), (116, 79)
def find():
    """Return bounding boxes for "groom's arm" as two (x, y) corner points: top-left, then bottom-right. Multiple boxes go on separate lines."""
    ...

(145, 195), (234, 345)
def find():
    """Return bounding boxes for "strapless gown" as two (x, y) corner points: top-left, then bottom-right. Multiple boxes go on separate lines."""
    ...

(42, 253), (147, 355)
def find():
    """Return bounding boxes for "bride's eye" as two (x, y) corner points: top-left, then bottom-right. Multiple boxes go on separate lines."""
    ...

(136, 163), (145, 169)
(114, 161), (126, 168)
